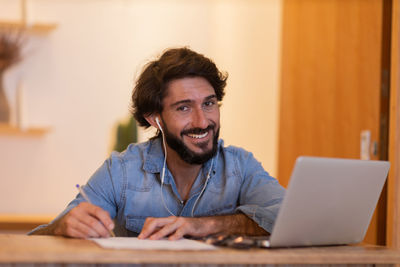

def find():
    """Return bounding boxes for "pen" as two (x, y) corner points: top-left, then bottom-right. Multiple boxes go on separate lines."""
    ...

(76, 184), (116, 237)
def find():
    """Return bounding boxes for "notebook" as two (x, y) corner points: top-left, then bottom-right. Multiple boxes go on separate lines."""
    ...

(265, 156), (390, 248)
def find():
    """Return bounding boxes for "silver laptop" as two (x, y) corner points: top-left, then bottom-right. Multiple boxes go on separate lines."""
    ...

(265, 156), (390, 248)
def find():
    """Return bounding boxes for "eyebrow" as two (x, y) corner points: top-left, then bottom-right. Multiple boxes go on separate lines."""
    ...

(170, 94), (217, 108)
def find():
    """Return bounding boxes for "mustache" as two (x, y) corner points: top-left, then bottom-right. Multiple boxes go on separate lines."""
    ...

(181, 124), (215, 136)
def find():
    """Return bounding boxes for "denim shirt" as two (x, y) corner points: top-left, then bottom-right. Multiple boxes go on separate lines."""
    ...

(32, 138), (285, 235)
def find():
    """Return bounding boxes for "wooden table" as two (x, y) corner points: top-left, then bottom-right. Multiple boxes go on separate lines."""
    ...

(1, 234), (400, 266)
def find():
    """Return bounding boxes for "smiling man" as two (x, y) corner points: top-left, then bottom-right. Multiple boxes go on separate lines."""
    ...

(30, 48), (285, 239)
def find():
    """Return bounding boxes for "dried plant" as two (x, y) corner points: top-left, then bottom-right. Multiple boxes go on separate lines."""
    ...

(0, 27), (26, 72)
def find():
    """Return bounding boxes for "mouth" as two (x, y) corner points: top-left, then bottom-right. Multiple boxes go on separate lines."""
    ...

(186, 132), (209, 139)
(182, 125), (214, 141)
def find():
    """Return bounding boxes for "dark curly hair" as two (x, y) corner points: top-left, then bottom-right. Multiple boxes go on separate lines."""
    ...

(131, 47), (228, 128)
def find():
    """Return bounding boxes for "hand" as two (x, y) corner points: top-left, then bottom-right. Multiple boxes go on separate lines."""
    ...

(137, 214), (268, 240)
(50, 202), (114, 238)
(137, 216), (216, 241)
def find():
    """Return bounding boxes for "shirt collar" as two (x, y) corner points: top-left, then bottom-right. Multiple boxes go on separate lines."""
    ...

(143, 137), (165, 174)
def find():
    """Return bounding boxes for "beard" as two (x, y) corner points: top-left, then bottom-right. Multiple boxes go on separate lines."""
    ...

(162, 122), (219, 165)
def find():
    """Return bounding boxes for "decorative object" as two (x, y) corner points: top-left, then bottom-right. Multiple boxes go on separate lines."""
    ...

(0, 27), (25, 123)
(114, 117), (138, 152)
(0, 71), (10, 123)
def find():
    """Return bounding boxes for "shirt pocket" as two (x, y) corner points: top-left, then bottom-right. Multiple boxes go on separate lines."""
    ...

(127, 173), (156, 192)
(207, 171), (241, 194)
(125, 216), (147, 234)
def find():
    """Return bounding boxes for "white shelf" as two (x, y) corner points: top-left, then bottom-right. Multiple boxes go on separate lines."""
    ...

(0, 123), (50, 137)
(0, 20), (57, 34)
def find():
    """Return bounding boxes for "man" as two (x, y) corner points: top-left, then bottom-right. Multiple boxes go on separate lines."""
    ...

(31, 47), (285, 240)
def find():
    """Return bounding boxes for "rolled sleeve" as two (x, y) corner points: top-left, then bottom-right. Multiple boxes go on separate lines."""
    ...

(235, 151), (285, 233)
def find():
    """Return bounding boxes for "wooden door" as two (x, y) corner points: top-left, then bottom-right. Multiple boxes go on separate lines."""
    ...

(278, 0), (391, 245)
(387, 0), (400, 248)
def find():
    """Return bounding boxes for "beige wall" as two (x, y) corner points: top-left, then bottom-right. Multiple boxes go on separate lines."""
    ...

(0, 0), (282, 215)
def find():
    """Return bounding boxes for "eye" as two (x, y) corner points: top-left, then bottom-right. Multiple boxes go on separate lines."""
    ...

(203, 100), (216, 108)
(177, 105), (189, 112)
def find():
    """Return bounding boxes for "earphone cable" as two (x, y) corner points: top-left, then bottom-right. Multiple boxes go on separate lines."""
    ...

(159, 124), (175, 216)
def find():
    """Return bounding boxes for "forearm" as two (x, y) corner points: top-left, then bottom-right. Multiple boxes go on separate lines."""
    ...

(208, 213), (268, 236)
(29, 224), (56, 235)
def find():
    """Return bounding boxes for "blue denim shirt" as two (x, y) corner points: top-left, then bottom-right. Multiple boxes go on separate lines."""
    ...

(32, 138), (285, 235)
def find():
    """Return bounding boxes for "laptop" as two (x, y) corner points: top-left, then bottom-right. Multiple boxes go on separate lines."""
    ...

(264, 156), (390, 248)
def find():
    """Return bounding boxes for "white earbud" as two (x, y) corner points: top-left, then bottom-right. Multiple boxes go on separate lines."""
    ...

(155, 117), (163, 131)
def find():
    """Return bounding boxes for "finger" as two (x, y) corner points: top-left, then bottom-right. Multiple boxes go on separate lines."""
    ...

(167, 218), (202, 240)
(86, 205), (115, 232)
(78, 202), (114, 232)
(64, 226), (87, 239)
(59, 215), (97, 238)
(70, 203), (111, 238)
(75, 220), (100, 238)
(76, 212), (110, 238)
(166, 217), (192, 240)
(168, 227), (186, 241)
(149, 220), (180, 240)
(138, 217), (176, 239)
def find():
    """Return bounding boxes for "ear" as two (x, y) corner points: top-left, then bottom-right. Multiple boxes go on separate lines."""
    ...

(144, 114), (162, 130)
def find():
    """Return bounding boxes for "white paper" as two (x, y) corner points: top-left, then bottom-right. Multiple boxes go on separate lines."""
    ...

(91, 237), (217, 250)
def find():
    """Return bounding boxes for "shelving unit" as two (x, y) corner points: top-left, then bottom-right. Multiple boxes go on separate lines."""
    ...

(0, 213), (54, 233)
(0, 1), (56, 133)
(0, 123), (50, 137)
(0, 20), (57, 34)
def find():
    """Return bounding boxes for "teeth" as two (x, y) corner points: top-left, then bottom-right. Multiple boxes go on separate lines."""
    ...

(187, 132), (208, 139)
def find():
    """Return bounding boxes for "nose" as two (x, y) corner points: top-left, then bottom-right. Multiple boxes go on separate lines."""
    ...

(192, 107), (209, 129)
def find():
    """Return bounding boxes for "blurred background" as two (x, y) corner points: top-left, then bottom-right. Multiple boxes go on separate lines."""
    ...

(0, 0), (281, 216)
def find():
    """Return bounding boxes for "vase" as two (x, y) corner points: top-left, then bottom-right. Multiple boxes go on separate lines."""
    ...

(0, 71), (11, 123)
